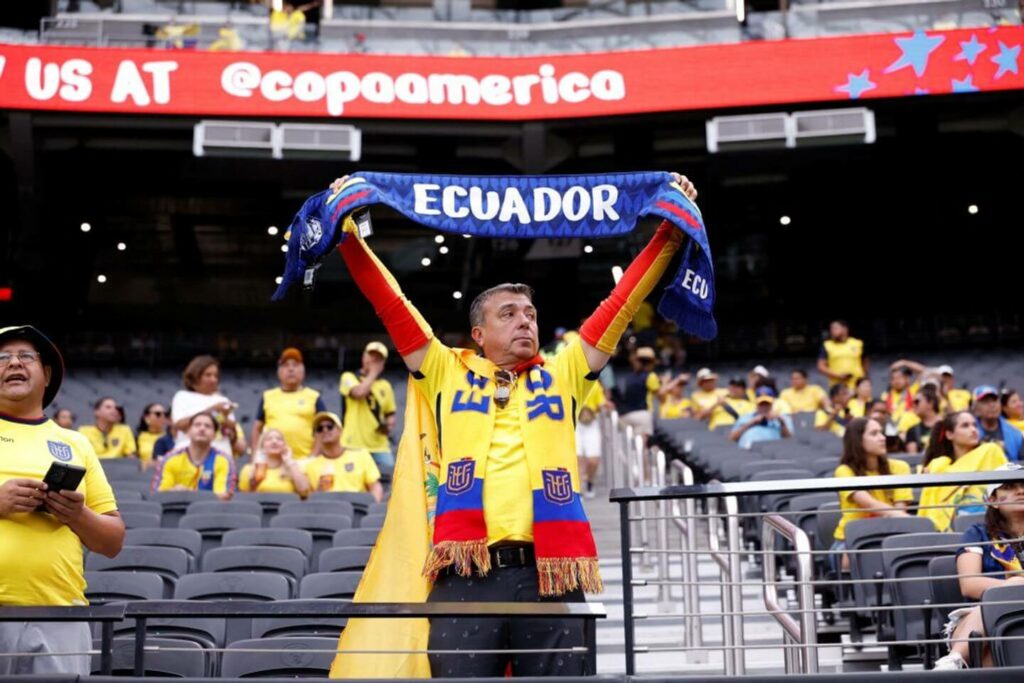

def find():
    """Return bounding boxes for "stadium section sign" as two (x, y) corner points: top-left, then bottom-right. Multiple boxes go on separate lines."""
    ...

(0, 27), (1021, 120)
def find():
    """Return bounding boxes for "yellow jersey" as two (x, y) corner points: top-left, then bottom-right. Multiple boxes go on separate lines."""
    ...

(660, 396), (692, 420)
(848, 398), (869, 418)
(710, 397), (754, 431)
(833, 458), (913, 541)
(815, 408), (850, 437)
(153, 448), (236, 495)
(820, 337), (865, 387)
(945, 388), (972, 413)
(79, 424), (137, 459)
(305, 450), (380, 494)
(779, 385), (828, 413)
(136, 430), (165, 466)
(0, 415), (117, 606)
(581, 383), (605, 413)
(238, 463), (301, 494)
(340, 373), (397, 452)
(896, 410), (922, 435)
(882, 384), (918, 423)
(257, 386), (325, 458)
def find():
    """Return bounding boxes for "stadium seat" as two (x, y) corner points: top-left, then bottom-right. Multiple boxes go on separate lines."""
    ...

(811, 457), (840, 477)
(85, 545), (189, 598)
(359, 513), (386, 529)
(124, 528), (203, 570)
(300, 571), (362, 600)
(271, 513), (354, 560)
(117, 500), (162, 516)
(881, 532), (959, 668)
(119, 510), (163, 529)
(84, 570), (164, 604)
(237, 491), (302, 522)
(845, 517), (936, 615)
(367, 502), (389, 516)
(149, 490), (222, 528)
(251, 600), (349, 640)
(318, 546), (372, 573)
(928, 555), (964, 627)
(179, 512), (263, 555)
(953, 513), (985, 533)
(220, 637), (337, 678)
(201, 546), (307, 597)
(99, 458), (144, 477)
(221, 528), (314, 564)
(739, 460), (798, 481)
(815, 502), (841, 550)
(175, 571), (291, 602)
(309, 491), (374, 514)
(981, 584), (1024, 667)
(187, 499), (264, 519)
(113, 489), (144, 501)
(279, 499), (355, 519)
(332, 528), (381, 547)
(90, 637), (207, 677)
(111, 480), (154, 498)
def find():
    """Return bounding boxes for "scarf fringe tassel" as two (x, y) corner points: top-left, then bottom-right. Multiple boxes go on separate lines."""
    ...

(423, 540), (491, 579)
(537, 557), (604, 596)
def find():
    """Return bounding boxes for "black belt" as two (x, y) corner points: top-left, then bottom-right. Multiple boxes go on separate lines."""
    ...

(439, 544), (536, 576)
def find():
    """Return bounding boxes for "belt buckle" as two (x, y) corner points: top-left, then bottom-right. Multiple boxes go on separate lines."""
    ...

(495, 547), (524, 569)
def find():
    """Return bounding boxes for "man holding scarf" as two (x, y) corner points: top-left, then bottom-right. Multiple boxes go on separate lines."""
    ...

(329, 172), (697, 677)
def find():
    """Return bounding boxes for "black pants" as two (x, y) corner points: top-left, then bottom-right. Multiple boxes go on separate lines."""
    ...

(427, 565), (587, 677)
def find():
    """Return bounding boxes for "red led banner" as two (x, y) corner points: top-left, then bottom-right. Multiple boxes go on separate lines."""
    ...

(0, 27), (1020, 120)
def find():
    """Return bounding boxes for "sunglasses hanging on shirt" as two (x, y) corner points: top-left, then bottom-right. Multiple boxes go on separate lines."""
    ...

(494, 370), (517, 409)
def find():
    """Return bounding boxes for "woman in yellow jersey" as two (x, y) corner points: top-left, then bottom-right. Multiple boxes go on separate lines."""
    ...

(918, 411), (1008, 532)
(848, 377), (874, 418)
(658, 373), (693, 420)
(1001, 389), (1024, 432)
(239, 428), (311, 496)
(135, 403), (171, 469)
(831, 417), (913, 571)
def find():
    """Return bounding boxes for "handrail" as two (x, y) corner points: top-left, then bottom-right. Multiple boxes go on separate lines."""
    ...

(761, 514), (818, 674)
(668, 460), (703, 656)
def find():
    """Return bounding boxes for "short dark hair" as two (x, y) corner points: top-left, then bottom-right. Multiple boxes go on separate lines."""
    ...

(855, 376), (871, 389)
(829, 383), (849, 400)
(469, 283), (535, 328)
(93, 396), (116, 411)
(188, 412), (217, 429)
(791, 369), (808, 379)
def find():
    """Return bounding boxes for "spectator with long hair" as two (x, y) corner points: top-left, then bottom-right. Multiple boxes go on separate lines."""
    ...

(135, 402), (172, 469)
(1002, 389), (1024, 432)
(848, 377), (874, 418)
(170, 355), (244, 457)
(830, 417), (913, 571)
(904, 385), (941, 454)
(933, 463), (1024, 669)
(918, 411), (1008, 531)
(238, 427), (310, 496)
(53, 407), (75, 430)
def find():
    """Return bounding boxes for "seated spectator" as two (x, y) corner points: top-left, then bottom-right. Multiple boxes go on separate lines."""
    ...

(904, 386), (941, 454)
(305, 412), (383, 502)
(919, 411), (1008, 531)
(79, 397), (137, 460)
(779, 369), (829, 414)
(934, 463), (1024, 670)
(252, 348), (325, 459)
(53, 407), (75, 430)
(340, 341), (397, 470)
(745, 365), (770, 401)
(974, 385), (1023, 461)
(831, 417), (913, 571)
(658, 373), (692, 420)
(239, 428), (310, 496)
(703, 377), (754, 432)
(939, 365), (972, 412)
(171, 355), (244, 457)
(847, 377), (874, 418)
(152, 413), (236, 500)
(617, 347), (660, 442)
(866, 398), (906, 453)
(815, 383), (853, 437)
(208, 22), (244, 51)
(1002, 389), (1024, 432)
(135, 403), (172, 469)
(155, 18), (199, 49)
(691, 368), (727, 426)
(729, 387), (792, 449)
(882, 363), (919, 425)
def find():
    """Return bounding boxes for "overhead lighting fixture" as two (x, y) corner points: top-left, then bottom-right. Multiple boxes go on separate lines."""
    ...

(96, 274), (107, 283)
(435, 235), (445, 244)
(281, 244), (288, 253)
(439, 246), (450, 255)
(583, 245), (594, 254)
(421, 257), (432, 267)
(968, 204), (979, 215)
(275, 276), (283, 285)
(80, 222), (91, 233)
(611, 265), (624, 284)
(117, 242), (127, 251)
(779, 215), (791, 226)
(452, 291), (463, 300)
(268, 226), (279, 236)
(462, 234), (471, 239)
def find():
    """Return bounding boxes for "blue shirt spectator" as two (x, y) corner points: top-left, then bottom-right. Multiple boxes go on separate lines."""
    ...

(730, 386), (794, 450)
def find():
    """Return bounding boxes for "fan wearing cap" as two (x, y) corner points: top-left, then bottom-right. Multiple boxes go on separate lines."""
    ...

(305, 411), (384, 502)
(339, 341), (397, 470)
(729, 386), (793, 449)
(616, 347), (661, 442)
(658, 372), (692, 420)
(940, 366), (972, 412)
(252, 348), (326, 459)
(746, 365), (770, 402)
(0, 326), (124, 676)
(974, 385), (1024, 461)
(934, 463), (1024, 670)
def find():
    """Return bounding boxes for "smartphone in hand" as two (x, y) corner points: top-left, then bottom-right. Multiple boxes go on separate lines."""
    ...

(37, 462), (87, 512)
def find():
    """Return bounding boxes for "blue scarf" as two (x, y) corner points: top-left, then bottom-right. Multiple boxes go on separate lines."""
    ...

(194, 450), (219, 491)
(274, 172), (717, 340)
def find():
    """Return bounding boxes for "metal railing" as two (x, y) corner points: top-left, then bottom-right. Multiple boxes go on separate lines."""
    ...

(762, 513), (817, 673)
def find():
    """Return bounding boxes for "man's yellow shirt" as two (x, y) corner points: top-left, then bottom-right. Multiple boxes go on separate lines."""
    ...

(154, 449), (236, 495)
(660, 397), (692, 420)
(305, 450), (380, 494)
(945, 388), (972, 413)
(779, 385), (828, 413)
(0, 415), (117, 606)
(79, 423), (137, 459)
(257, 386), (325, 458)
(821, 337), (865, 387)
(340, 373), (396, 452)
(238, 463), (301, 494)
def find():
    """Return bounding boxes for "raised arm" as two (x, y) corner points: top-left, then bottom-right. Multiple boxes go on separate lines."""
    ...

(579, 173), (696, 374)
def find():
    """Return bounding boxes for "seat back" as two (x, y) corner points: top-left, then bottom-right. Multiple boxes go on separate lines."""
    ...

(981, 584), (1024, 667)
(90, 637), (206, 677)
(174, 571), (291, 602)
(279, 500), (355, 518)
(186, 499), (264, 518)
(221, 528), (314, 564)
(220, 637), (337, 678)
(202, 546), (307, 597)
(845, 517), (936, 610)
(332, 528), (380, 547)
(882, 532), (959, 641)
(300, 571), (362, 599)
(179, 513), (263, 555)
(85, 545), (189, 598)
(953, 514), (985, 533)
(84, 571), (164, 604)
(123, 528), (203, 570)
(318, 546), (372, 573)
(928, 555), (964, 625)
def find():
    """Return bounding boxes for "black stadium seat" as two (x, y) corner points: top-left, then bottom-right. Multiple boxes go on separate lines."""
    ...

(124, 528), (203, 570)
(953, 513), (985, 533)
(85, 545), (189, 598)
(220, 637), (337, 678)
(84, 570), (164, 604)
(359, 513), (386, 529)
(179, 512), (263, 555)
(251, 600), (349, 640)
(928, 555), (965, 627)
(118, 510), (162, 529)
(90, 637), (207, 677)
(300, 571), (362, 600)
(221, 528), (315, 564)
(318, 546), (372, 573)
(845, 517), (936, 615)
(333, 528), (380, 547)
(981, 584), (1024, 666)
(175, 571), (291, 602)
(202, 546), (307, 597)
(279, 500), (355, 519)
(187, 499), (264, 519)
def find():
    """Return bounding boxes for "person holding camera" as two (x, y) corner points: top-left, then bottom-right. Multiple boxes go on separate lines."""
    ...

(728, 386), (794, 450)
(0, 325), (124, 676)
(339, 341), (397, 471)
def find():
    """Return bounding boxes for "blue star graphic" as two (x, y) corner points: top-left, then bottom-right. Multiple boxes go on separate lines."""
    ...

(885, 30), (945, 77)
(836, 70), (876, 99)
(951, 75), (980, 93)
(954, 35), (987, 65)
(991, 41), (1020, 79)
